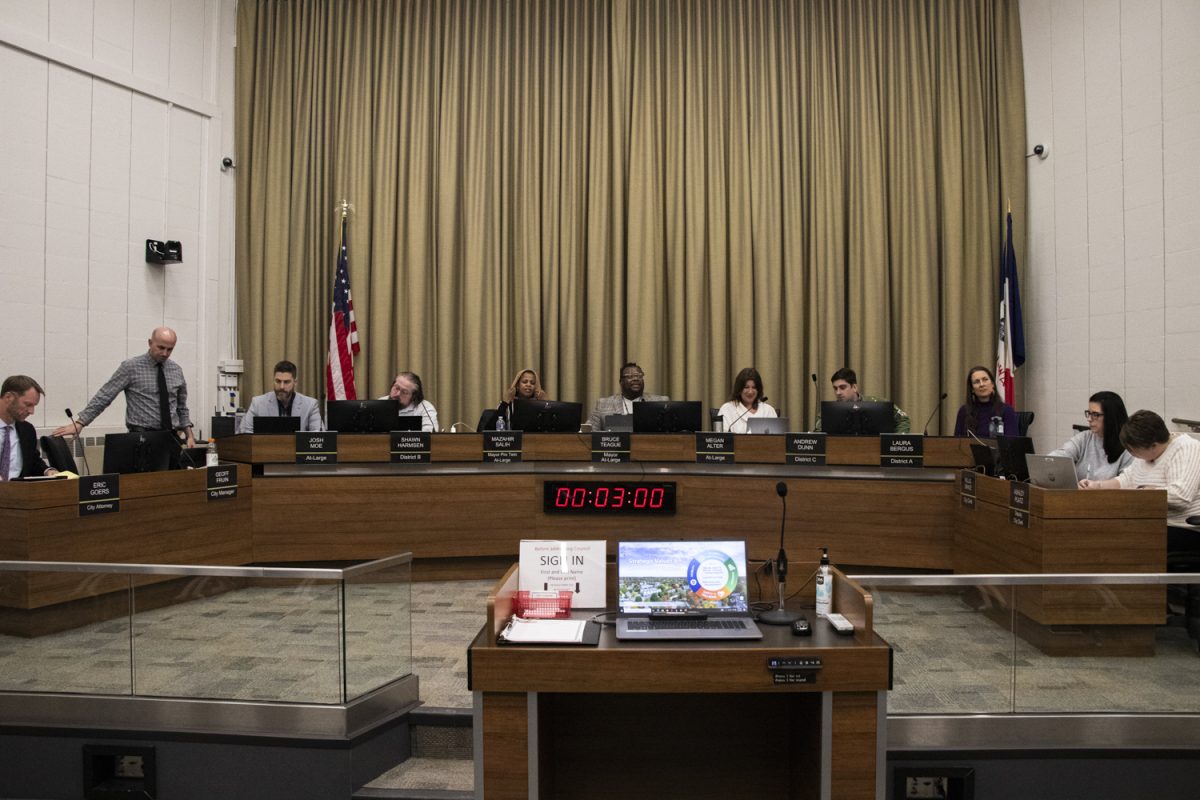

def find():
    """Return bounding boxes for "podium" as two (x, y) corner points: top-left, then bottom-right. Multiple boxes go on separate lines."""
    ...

(469, 563), (891, 799)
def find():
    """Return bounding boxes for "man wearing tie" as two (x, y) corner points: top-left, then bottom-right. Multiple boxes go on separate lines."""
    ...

(52, 327), (195, 447)
(1, 375), (58, 479)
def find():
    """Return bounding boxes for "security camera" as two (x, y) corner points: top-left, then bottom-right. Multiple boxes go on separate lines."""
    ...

(1032, 144), (1045, 157)
(220, 157), (235, 171)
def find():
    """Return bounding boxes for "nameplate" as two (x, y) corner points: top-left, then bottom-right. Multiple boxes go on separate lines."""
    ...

(390, 432), (432, 463)
(960, 470), (977, 496)
(961, 494), (976, 510)
(1009, 482), (1030, 510)
(484, 431), (522, 463)
(206, 465), (238, 501)
(880, 434), (923, 468)
(1010, 508), (1030, 528)
(79, 474), (120, 516)
(785, 434), (826, 466)
(696, 433), (734, 464)
(591, 432), (630, 463)
(297, 431), (337, 464)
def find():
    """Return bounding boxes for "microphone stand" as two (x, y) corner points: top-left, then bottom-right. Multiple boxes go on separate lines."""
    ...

(759, 481), (800, 625)
(922, 392), (949, 436)
(64, 408), (92, 475)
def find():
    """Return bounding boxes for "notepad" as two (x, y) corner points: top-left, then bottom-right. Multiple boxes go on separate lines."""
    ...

(499, 617), (589, 644)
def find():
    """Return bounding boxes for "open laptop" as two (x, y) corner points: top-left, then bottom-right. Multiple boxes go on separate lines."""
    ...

(1026, 454), (1079, 489)
(615, 540), (763, 640)
(604, 413), (634, 432)
(253, 415), (302, 434)
(747, 417), (789, 435)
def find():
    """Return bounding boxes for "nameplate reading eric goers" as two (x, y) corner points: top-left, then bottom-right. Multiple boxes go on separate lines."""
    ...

(79, 473), (120, 517)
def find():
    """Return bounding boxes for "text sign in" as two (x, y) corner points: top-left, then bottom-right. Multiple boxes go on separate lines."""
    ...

(390, 432), (432, 464)
(206, 465), (238, 501)
(591, 432), (631, 463)
(297, 431), (337, 464)
(79, 473), (119, 516)
(786, 433), (826, 465)
(880, 434), (924, 468)
(484, 431), (522, 463)
(696, 433), (735, 464)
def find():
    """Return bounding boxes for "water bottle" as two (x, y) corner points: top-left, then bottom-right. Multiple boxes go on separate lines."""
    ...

(206, 438), (219, 467)
(815, 547), (833, 618)
(989, 416), (1003, 437)
(496, 415), (506, 431)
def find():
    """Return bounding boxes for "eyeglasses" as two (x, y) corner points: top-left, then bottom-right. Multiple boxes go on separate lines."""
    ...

(621, 373), (644, 381)
(1084, 410), (1104, 420)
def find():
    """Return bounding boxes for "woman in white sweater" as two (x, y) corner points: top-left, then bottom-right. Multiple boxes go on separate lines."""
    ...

(1048, 390), (1133, 482)
(716, 367), (777, 434)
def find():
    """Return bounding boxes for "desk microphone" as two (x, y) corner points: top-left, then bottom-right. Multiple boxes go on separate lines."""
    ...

(419, 400), (438, 432)
(810, 372), (819, 431)
(922, 392), (949, 436)
(758, 481), (800, 625)
(64, 408), (92, 475)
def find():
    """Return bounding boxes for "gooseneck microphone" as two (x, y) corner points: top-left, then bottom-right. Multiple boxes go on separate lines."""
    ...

(758, 480), (800, 625)
(922, 392), (949, 436)
(810, 373), (819, 431)
(419, 400), (438, 432)
(64, 408), (92, 475)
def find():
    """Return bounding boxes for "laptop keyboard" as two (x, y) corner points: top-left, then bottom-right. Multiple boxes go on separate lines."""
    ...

(627, 618), (750, 631)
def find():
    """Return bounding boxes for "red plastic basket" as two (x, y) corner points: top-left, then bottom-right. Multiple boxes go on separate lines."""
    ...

(513, 590), (573, 619)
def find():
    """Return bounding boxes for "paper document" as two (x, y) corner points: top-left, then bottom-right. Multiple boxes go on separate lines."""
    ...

(499, 617), (588, 644)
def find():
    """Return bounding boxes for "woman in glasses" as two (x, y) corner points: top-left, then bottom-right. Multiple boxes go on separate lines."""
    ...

(1048, 390), (1132, 482)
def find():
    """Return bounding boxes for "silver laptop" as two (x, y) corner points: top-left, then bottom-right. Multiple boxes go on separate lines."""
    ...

(1025, 454), (1079, 489)
(604, 413), (634, 432)
(746, 417), (789, 435)
(615, 540), (763, 640)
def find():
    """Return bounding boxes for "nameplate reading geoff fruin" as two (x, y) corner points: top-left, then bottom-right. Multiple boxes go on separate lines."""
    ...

(206, 465), (238, 501)
(296, 431), (337, 464)
(786, 433), (826, 466)
(79, 474), (119, 517)
(880, 433), (923, 467)
(591, 432), (630, 463)
(483, 431), (522, 464)
(390, 432), (431, 464)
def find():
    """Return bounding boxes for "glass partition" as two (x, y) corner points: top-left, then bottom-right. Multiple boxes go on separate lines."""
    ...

(342, 555), (414, 701)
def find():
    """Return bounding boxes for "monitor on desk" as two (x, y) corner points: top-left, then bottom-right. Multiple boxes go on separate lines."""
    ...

(251, 415), (302, 434)
(995, 435), (1034, 481)
(820, 400), (895, 435)
(102, 431), (175, 474)
(632, 401), (703, 433)
(326, 399), (403, 433)
(509, 399), (583, 433)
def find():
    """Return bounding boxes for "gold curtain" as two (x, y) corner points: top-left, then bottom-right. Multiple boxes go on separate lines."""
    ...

(236, 0), (1026, 432)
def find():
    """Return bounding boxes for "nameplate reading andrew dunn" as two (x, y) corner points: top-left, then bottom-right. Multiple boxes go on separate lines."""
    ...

(785, 434), (826, 465)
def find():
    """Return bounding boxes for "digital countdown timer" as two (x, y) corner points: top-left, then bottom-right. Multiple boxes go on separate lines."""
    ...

(542, 480), (677, 515)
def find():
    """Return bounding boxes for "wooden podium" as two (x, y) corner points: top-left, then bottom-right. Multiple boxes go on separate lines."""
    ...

(469, 564), (891, 799)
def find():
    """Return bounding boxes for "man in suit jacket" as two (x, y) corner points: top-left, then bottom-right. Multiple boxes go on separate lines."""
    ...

(587, 362), (670, 431)
(238, 360), (325, 433)
(1, 375), (57, 480)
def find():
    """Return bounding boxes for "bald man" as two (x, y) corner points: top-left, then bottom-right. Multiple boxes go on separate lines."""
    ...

(54, 326), (195, 446)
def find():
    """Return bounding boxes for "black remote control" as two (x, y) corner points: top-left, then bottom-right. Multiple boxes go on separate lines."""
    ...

(791, 616), (811, 636)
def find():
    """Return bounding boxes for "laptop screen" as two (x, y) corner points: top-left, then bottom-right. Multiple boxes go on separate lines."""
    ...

(617, 540), (750, 614)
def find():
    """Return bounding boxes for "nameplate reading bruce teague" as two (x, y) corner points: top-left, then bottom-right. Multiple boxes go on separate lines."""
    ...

(79, 473), (120, 516)
(390, 431), (432, 464)
(296, 431), (337, 464)
(591, 432), (630, 463)
(483, 431), (522, 463)
(696, 432), (734, 464)
(786, 433), (826, 465)
(880, 433), (923, 468)
(206, 464), (238, 501)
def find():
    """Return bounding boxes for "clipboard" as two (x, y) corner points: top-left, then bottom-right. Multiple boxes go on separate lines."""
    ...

(497, 617), (602, 646)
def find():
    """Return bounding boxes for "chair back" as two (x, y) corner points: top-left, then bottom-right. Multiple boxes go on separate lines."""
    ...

(39, 435), (76, 472)
(1017, 411), (1035, 436)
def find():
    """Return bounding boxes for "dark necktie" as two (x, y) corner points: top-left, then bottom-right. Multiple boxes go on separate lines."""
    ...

(156, 362), (172, 431)
(0, 425), (11, 481)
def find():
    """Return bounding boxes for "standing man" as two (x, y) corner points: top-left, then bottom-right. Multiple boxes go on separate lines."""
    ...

(238, 360), (324, 433)
(53, 327), (195, 446)
(814, 368), (911, 433)
(587, 362), (670, 431)
(1, 375), (59, 479)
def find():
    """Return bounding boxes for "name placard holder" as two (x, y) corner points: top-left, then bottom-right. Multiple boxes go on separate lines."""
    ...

(206, 465), (238, 501)
(786, 434), (826, 465)
(960, 469), (977, 510)
(390, 432), (432, 464)
(591, 432), (630, 463)
(881, 434), (923, 467)
(696, 433), (734, 464)
(297, 432), (337, 464)
(79, 473), (119, 516)
(484, 431), (522, 463)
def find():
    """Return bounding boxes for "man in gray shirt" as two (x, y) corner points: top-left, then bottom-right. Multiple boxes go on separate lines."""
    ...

(587, 362), (669, 431)
(53, 327), (195, 446)
(238, 360), (324, 433)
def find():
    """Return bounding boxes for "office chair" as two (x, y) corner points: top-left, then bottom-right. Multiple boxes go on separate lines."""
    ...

(1167, 515), (1200, 648)
(709, 408), (721, 430)
(1016, 411), (1035, 436)
(39, 435), (77, 473)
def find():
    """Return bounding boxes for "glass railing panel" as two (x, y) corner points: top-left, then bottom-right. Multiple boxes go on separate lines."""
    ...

(342, 555), (413, 702)
(1012, 580), (1200, 713)
(0, 569), (133, 695)
(130, 573), (344, 704)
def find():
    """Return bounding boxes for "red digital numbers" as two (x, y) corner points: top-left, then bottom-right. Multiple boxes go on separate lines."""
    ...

(554, 487), (571, 508)
(546, 482), (673, 513)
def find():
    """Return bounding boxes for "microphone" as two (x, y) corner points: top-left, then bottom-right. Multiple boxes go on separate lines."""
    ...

(810, 373), (819, 431)
(419, 400), (438, 432)
(922, 392), (949, 436)
(64, 408), (92, 475)
(758, 481), (799, 625)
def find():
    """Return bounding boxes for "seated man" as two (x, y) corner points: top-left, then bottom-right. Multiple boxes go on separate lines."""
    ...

(383, 372), (439, 432)
(238, 360), (324, 433)
(1, 375), (59, 479)
(587, 362), (669, 431)
(813, 367), (911, 433)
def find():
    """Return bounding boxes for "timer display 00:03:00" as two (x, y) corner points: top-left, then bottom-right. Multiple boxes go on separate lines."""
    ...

(542, 481), (677, 515)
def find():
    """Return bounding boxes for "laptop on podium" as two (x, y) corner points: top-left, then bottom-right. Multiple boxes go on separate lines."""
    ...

(615, 540), (762, 640)
(1026, 454), (1080, 489)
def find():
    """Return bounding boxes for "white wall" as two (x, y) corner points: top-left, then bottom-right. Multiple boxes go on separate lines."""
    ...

(0, 0), (237, 439)
(1021, 0), (1200, 451)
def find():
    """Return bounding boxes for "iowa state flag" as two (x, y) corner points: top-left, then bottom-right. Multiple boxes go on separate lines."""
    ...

(995, 212), (1025, 405)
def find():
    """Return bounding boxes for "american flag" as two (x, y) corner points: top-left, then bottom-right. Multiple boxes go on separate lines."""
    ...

(995, 211), (1025, 406)
(326, 218), (359, 400)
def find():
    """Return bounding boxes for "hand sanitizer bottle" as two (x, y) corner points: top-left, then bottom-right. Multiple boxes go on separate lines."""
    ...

(206, 438), (219, 467)
(815, 547), (833, 618)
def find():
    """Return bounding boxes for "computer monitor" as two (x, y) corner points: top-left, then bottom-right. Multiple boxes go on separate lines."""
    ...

(819, 400), (895, 435)
(102, 431), (175, 474)
(251, 415), (302, 434)
(508, 399), (583, 433)
(632, 401), (703, 433)
(995, 435), (1034, 481)
(326, 399), (402, 433)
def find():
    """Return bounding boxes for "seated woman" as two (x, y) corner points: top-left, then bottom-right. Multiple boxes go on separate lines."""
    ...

(493, 368), (547, 430)
(716, 367), (777, 434)
(953, 365), (1018, 438)
(384, 371), (439, 432)
(1048, 390), (1133, 482)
